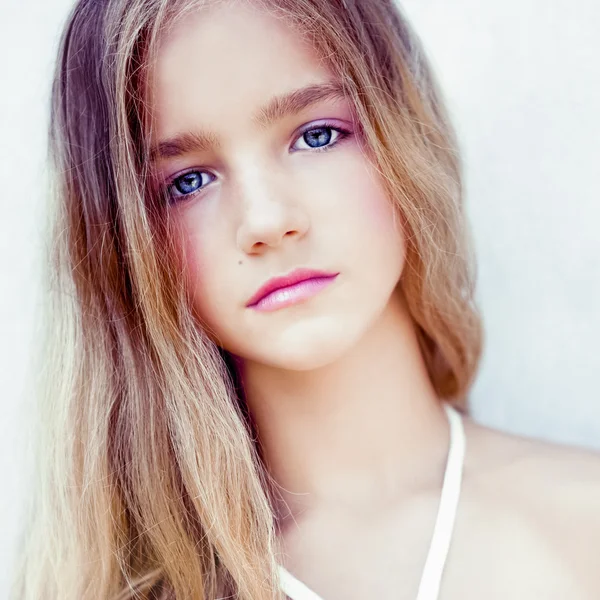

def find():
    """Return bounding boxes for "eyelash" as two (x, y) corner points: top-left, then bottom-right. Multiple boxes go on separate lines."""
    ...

(164, 121), (352, 204)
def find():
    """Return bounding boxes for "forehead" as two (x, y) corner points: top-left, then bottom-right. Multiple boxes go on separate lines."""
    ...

(150, 1), (335, 140)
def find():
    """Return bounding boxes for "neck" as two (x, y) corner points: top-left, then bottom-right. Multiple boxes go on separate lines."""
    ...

(239, 290), (451, 520)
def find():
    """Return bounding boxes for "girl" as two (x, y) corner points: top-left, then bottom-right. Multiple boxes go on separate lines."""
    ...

(14, 0), (600, 598)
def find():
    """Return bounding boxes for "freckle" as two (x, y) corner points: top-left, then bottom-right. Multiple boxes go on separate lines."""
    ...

(238, 260), (243, 265)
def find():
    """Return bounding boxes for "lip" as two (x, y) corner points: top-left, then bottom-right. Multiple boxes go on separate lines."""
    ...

(246, 267), (340, 310)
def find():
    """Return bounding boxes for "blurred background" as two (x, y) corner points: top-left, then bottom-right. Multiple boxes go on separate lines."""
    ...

(1, 0), (598, 594)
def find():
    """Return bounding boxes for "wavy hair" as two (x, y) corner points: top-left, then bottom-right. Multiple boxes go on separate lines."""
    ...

(13, 0), (483, 598)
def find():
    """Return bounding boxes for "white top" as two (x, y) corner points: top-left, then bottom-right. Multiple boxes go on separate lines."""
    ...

(277, 403), (466, 600)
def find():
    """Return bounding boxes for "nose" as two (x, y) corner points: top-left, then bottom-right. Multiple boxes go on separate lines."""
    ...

(235, 166), (310, 255)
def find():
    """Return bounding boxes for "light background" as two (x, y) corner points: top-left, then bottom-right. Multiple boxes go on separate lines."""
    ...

(1, 0), (598, 594)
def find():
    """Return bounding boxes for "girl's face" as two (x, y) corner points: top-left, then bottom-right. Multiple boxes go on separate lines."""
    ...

(150, 1), (406, 370)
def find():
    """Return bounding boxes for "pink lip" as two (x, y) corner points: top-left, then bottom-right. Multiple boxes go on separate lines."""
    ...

(246, 268), (339, 312)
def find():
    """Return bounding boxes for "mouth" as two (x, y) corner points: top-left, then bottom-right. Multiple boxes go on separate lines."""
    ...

(246, 268), (340, 312)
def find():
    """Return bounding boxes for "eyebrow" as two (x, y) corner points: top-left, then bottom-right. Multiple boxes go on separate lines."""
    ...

(150, 80), (347, 162)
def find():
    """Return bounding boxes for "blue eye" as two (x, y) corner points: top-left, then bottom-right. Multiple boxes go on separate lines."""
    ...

(167, 170), (214, 203)
(293, 124), (350, 152)
(304, 127), (332, 147)
(173, 171), (205, 194)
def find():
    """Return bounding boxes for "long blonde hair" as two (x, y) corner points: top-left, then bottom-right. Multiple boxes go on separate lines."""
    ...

(13, 0), (483, 598)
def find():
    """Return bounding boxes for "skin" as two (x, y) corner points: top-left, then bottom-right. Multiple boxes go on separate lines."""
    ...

(150, 1), (600, 598)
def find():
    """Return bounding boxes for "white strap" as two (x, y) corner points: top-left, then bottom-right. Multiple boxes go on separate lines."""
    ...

(415, 404), (465, 600)
(278, 564), (325, 600)
(278, 403), (465, 600)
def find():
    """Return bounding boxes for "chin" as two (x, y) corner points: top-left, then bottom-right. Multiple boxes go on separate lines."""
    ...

(241, 316), (367, 371)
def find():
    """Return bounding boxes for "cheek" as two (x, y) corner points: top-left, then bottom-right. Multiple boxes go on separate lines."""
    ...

(363, 183), (401, 237)
(176, 208), (226, 319)
(334, 153), (404, 249)
(335, 157), (406, 297)
(180, 219), (208, 287)
(359, 159), (400, 225)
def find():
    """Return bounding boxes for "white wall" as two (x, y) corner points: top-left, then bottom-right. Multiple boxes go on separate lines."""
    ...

(1, 0), (79, 594)
(1, 0), (599, 594)
(400, 0), (600, 446)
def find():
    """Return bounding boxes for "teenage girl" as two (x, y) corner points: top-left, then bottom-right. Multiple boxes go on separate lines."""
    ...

(13, 0), (600, 599)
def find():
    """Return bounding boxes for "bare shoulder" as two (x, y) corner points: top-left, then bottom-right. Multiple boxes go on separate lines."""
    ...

(463, 414), (600, 487)
(458, 414), (600, 597)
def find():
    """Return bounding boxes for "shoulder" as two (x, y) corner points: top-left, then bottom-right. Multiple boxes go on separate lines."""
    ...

(462, 414), (600, 494)
(458, 415), (600, 597)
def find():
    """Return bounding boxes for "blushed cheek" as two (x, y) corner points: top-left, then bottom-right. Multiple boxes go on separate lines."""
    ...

(347, 138), (402, 230)
(354, 164), (404, 243)
(368, 188), (400, 233)
(184, 238), (206, 293)
(175, 216), (215, 314)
